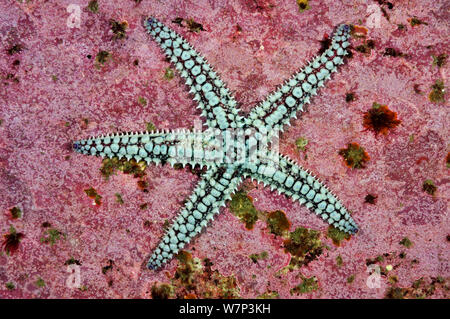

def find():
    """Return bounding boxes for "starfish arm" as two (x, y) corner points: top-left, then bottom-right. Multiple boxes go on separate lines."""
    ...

(147, 165), (243, 270)
(243, 151), (358, 234)
(143, 17), (245, 130)
(72, 129), (215, 168)
(247, 24), (351, 134)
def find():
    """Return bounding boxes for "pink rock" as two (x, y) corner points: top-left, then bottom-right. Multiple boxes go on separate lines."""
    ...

(0, 0), (448, 299)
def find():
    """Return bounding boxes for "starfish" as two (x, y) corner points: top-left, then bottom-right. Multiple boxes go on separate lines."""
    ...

(73, 17), (359, 270)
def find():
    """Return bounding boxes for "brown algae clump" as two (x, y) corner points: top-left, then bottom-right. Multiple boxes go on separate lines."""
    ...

(266, 210), (291, 236)
(429, 80), (446, 103)
(327, 225), (351, 246)
(422, 179), (437, 195)
(363, 102), (401, 135)
(2, 226), (24, 255)
(84, 187), (102, 205)
(296, 0), (310, 12)
(229, 190), (260, 229)
(339, 143), (370, 169)
(290, 276), (319, 294)
(283, 227), (323, 268)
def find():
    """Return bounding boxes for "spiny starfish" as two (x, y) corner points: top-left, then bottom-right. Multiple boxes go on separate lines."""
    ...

(73, 17), (358, 270)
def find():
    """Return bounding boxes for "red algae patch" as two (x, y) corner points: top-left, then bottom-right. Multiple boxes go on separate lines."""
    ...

(363, 102), (401, 136)
(339, 143), (370, 169)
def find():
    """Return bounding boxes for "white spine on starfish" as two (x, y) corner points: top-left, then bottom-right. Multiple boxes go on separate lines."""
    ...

(246, 24), (351, 135)
(147, 165), (242, 270)
(143, 17), (244, 130)
(243, 149), (358, 234)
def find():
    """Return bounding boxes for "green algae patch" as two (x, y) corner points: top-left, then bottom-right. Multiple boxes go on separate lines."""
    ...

(138, 96), (147, 107)
(336, 255), (343, 267)
(429, 79), (446, 103)
(5, 282), (15, 290)
(327, 226), (350, 246)
(87, 0), (98, 13)
(295, 137), (308, 152)
(283, 227), (323, 269)
(266, 210), (290, 236)
(249, 251), (268, 263)
(422, 179), (437, 195)
(385, 276), (447, 299)
(409, 16), (428, 27)
(146, 122), (156, 131)
(95, 50), (111, 67)
(339, 142), (370, 169)
(257, 290), (279, 299)
(164, 67), (175, 80)
(185, 18), (204, 33)
(115, 193), (124, 204)
(40, 228), (65, 246)
(291, 276), (318, 294)
(347, 274), (355, 284)
(9, 207), (22, 219)
(229, 191), (260, 230)
(399, 237), (413, 248)
(432, 53), (447, 68)
(35, 277), (45, 288)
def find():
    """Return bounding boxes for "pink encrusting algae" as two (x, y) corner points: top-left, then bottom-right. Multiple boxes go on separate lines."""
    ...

(0, 0), (448, 298)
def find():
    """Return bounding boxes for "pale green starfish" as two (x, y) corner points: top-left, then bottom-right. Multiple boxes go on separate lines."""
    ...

(73, 18), (358, 270)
